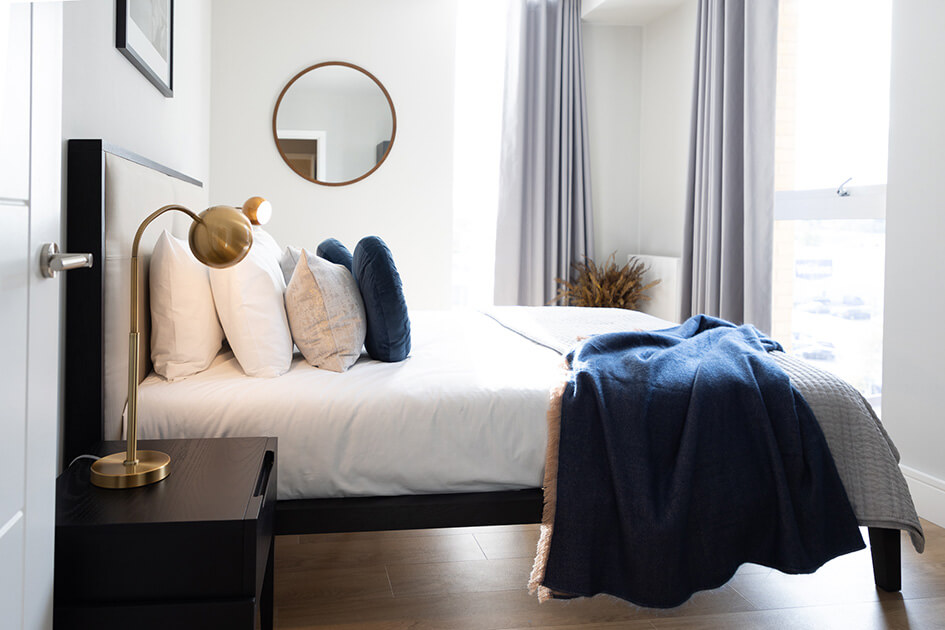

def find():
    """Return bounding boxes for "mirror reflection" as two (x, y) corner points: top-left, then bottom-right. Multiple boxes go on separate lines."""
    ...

(273, 62), (395, 186)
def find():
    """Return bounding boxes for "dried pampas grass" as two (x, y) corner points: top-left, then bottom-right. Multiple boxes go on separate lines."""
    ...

(551, 254), (660, 310)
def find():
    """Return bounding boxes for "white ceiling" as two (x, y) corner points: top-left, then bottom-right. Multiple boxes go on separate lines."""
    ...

(581, 0), (689, 26)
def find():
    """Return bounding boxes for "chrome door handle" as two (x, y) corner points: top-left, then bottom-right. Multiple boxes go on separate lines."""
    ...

(40, 243), (93, 278)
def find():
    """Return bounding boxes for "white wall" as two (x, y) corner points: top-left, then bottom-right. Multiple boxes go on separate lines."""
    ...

(882, 0), (945, 527)
(582, 23), (642, 265)
(637, 0), (697, 258)
(61, 0), (213, 183)
(210, 0), (457, 310)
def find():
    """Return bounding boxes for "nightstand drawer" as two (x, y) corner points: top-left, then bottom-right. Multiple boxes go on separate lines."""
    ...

(54, 598), (256, 630)
(56, 519), (250, 601)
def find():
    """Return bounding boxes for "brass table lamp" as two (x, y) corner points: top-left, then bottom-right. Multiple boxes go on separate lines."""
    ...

(90, 204), (254, 489)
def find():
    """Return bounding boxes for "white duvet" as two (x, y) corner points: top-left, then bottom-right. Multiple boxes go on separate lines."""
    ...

(137, 310), (572, 499)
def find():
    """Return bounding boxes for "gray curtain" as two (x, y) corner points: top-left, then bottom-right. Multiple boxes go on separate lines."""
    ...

(681, 0), (779, 331)
(494, 0), (594, 306)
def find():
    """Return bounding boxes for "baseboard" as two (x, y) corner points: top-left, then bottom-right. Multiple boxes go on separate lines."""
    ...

(901, 465), (945, 528)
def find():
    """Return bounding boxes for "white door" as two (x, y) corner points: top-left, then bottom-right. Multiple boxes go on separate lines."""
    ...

(0, 2), (62, 629)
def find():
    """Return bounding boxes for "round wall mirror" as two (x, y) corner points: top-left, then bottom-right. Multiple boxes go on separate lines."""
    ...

(273, 62), (396, 186)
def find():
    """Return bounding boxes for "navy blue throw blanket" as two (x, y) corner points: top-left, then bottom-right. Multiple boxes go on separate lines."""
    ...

(542, 315), (864, 607)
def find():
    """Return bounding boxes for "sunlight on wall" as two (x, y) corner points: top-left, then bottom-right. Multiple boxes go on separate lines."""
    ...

(451, 0), (509, 308)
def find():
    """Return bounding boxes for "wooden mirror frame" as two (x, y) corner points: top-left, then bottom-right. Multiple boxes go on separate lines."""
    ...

(272, 61), (397, 187)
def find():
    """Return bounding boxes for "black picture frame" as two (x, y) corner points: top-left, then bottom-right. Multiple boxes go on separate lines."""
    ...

(115, 0), (174, 97)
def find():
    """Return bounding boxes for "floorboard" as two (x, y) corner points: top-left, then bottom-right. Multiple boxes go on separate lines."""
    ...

(273, 519), (945, 629)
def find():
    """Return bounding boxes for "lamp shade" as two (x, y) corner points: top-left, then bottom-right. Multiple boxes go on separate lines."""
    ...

(188, 205), (254, 268)
(243, 196), (272, 226)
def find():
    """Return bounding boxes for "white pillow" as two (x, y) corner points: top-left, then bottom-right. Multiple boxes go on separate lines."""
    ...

(209, 228), (293, 377)
(285, 250), (366, 372)
(253, 225), (284, 264)
(149, 230), (224, 380)
(279, 245), (302, 285)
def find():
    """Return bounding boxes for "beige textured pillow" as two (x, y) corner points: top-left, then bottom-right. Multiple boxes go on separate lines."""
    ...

(285, 250), (366, 372)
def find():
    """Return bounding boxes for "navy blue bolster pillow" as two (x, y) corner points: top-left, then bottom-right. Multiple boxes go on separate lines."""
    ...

(353, 236), (411, 362)
(316, 238), (354, 272)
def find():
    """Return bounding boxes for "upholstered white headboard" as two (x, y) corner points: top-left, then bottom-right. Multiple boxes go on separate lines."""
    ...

(64, 141), (207, 461)
(102, 152), (208, 440)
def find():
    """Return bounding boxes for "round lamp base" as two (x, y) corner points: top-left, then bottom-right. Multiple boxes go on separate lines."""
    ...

(89, 450), (171, 489)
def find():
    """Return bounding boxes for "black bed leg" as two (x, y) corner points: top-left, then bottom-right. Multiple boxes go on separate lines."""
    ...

(868, 527), (901, 592)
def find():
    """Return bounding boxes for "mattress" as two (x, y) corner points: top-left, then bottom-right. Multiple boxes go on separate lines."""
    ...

(136, 310), (573, 500)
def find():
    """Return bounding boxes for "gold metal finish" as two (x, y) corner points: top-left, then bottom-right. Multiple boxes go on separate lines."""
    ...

(90, 204), (253, 489)
(188, 205), (254, 268)
(241, 196), (272, 226)
(90, 451), (171, 489)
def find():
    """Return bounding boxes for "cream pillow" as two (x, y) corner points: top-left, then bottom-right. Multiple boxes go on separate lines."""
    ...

(209, 228), (292, 377)
(149, 230), (224, 380)
(285, 250), (366, 372)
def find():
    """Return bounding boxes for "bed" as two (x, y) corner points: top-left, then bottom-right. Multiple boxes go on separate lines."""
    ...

(64, 139), (553, 532)
(63, 139), (919, 599)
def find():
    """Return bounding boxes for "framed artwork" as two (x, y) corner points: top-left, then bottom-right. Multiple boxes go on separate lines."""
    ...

(116, 0), (173, 97)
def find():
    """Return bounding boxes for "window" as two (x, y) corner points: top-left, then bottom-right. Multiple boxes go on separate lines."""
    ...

(451, 0), (509, 308)
(773, 0), (892, 412)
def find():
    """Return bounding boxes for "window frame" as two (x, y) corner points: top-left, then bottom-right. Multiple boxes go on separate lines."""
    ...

(774, 185), (886, 221)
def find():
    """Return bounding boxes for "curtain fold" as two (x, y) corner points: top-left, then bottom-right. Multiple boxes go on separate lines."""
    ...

(681, 0), (779, 331)
(494, 0), (594, 306)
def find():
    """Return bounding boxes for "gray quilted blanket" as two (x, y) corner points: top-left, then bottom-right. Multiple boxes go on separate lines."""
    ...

(770, 352), (923, 551)
(485, 307), (924, 552)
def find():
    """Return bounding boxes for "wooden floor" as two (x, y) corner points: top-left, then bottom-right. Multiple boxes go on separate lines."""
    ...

(273, 519), (945, 629)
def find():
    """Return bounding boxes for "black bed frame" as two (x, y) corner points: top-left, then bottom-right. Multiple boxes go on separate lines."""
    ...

(61, 139), (902, 594)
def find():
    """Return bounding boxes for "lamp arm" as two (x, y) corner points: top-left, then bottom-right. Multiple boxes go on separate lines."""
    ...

(131, 204), (200, 263)
(130, 205), (200, 331)
(126, 204), (200, 465)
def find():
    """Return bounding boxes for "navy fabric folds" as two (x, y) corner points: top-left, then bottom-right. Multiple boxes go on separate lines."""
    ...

(543, 315), (864, 607)
(316, 238), (354, 272)
(353, 236), (411, 362)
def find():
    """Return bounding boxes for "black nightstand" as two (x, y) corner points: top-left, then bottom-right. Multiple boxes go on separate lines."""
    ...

(54, 437), (277, 630)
